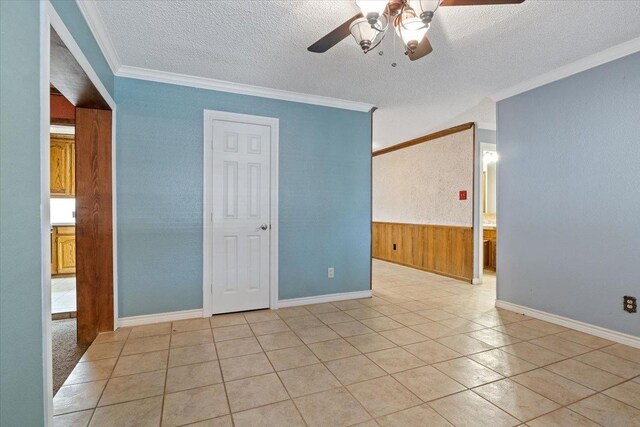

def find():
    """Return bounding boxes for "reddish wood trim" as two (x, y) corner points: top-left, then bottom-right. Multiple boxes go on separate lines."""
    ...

(51, 118), (76, 126)
(75, 108), (113, 345)
(50, 94), (75, 124)
(372, 122), (475, 157)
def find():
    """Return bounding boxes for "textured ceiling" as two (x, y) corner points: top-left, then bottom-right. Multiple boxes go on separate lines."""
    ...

(90, 0), (640, 149)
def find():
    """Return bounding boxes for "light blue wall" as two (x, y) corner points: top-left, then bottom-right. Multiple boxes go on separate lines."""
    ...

(497, 52), (640, 337)
(50, 0), (114, 97)
(0, 2), (45, 425)
(115, 77), (372, 317)
(1, 1), (114, 424)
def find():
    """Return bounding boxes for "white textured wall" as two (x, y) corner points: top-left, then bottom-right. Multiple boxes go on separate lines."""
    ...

(373, 128), (474, 226)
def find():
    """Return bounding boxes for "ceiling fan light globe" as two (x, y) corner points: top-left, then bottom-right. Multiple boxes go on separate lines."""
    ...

(395, 17), (429, 48)
(349, 17), (378, 52)
(355, 0), (388, 18)
(409, 0), (440, 14)
(356, 0), (388, 16)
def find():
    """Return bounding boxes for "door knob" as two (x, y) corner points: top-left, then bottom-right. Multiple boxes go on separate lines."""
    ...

(260, 224), (269, 230)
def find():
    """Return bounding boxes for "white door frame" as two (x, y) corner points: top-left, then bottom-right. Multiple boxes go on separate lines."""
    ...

(202, 110), (279, 317)
(474, 140), (497, 285)
(40, 2), (118, 424)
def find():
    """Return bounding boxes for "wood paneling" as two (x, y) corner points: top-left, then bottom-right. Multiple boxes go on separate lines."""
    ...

(50, 134), (75, 197)
(76, 108), (113, 345)
(372, 122), (474, 157)
(372, 222), (474, 282)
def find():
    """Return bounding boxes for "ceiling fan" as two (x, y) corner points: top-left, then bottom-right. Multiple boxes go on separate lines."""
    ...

(308, 0), (525, 62)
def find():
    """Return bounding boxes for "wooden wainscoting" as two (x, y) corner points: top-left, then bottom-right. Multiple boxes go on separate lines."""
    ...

(372, 222), (474, 282)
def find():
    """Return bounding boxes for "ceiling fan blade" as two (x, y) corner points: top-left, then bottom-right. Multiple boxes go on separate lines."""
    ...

(408, 36), (433, 61)
(440, 0), (524, 5)
(308, 13), (363, 53)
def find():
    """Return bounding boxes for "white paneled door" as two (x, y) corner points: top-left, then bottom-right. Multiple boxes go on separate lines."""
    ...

(208, 117), (272, 314)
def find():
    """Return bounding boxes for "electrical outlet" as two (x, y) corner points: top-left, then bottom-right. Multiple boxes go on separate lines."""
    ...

(624, 296), (637, 313)
(328, 267), (334, 279)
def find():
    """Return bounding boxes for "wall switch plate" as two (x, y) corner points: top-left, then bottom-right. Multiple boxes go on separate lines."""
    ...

(624, 296), (637, 313)
(328, 267), (334, 279)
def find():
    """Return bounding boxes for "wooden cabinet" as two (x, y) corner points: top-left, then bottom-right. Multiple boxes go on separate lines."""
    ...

(50, 134), (75, 197)
(483, 228), (497, 271)
(52, 226), (76, 276)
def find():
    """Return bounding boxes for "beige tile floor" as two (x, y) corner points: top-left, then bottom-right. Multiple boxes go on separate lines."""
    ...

(53, 260), (640, 427)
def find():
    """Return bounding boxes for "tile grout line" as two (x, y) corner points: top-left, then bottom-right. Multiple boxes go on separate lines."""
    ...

(211, 324), (235, 427)
(157, 324), (175, 427)
(258, 321), (311, 427)
(83, 332), (128, 424)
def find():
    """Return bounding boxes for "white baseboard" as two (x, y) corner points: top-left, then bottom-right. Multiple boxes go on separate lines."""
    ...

(117, 291), (372, 326)
(276, 290), (372, 309)
(496, 300), (640, 349)
(118, 309), (203, 328)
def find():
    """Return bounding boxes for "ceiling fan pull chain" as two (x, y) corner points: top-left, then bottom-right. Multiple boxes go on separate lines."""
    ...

(393, 20), (396, 62)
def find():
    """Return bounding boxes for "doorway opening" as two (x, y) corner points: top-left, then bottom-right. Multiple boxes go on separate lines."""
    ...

(481, 143), (498, 287)
(44, 6), (117, 411)
(50, 91), (77, 320)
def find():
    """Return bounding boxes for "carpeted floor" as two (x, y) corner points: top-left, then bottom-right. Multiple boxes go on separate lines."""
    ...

(52, 318), (89, 395)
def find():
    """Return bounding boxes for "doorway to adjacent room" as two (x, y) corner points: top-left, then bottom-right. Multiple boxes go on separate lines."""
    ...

(480, 143), (498, 286)
(50, 99), (77, 319)
(44, 7), (117, 404)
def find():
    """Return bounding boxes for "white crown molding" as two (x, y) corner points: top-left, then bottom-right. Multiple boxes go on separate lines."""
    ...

(491, 36), (640, 102)
(117, 65), (375, 112)
(276, 290), (372, 309)
(76, 0), (375, 112)
(76, 0), (638, 112)
(75, 0), (374, 112)
(118, 309), (203, 328)
(496, 300), (640, 349)
(75, 0), (121, 73)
